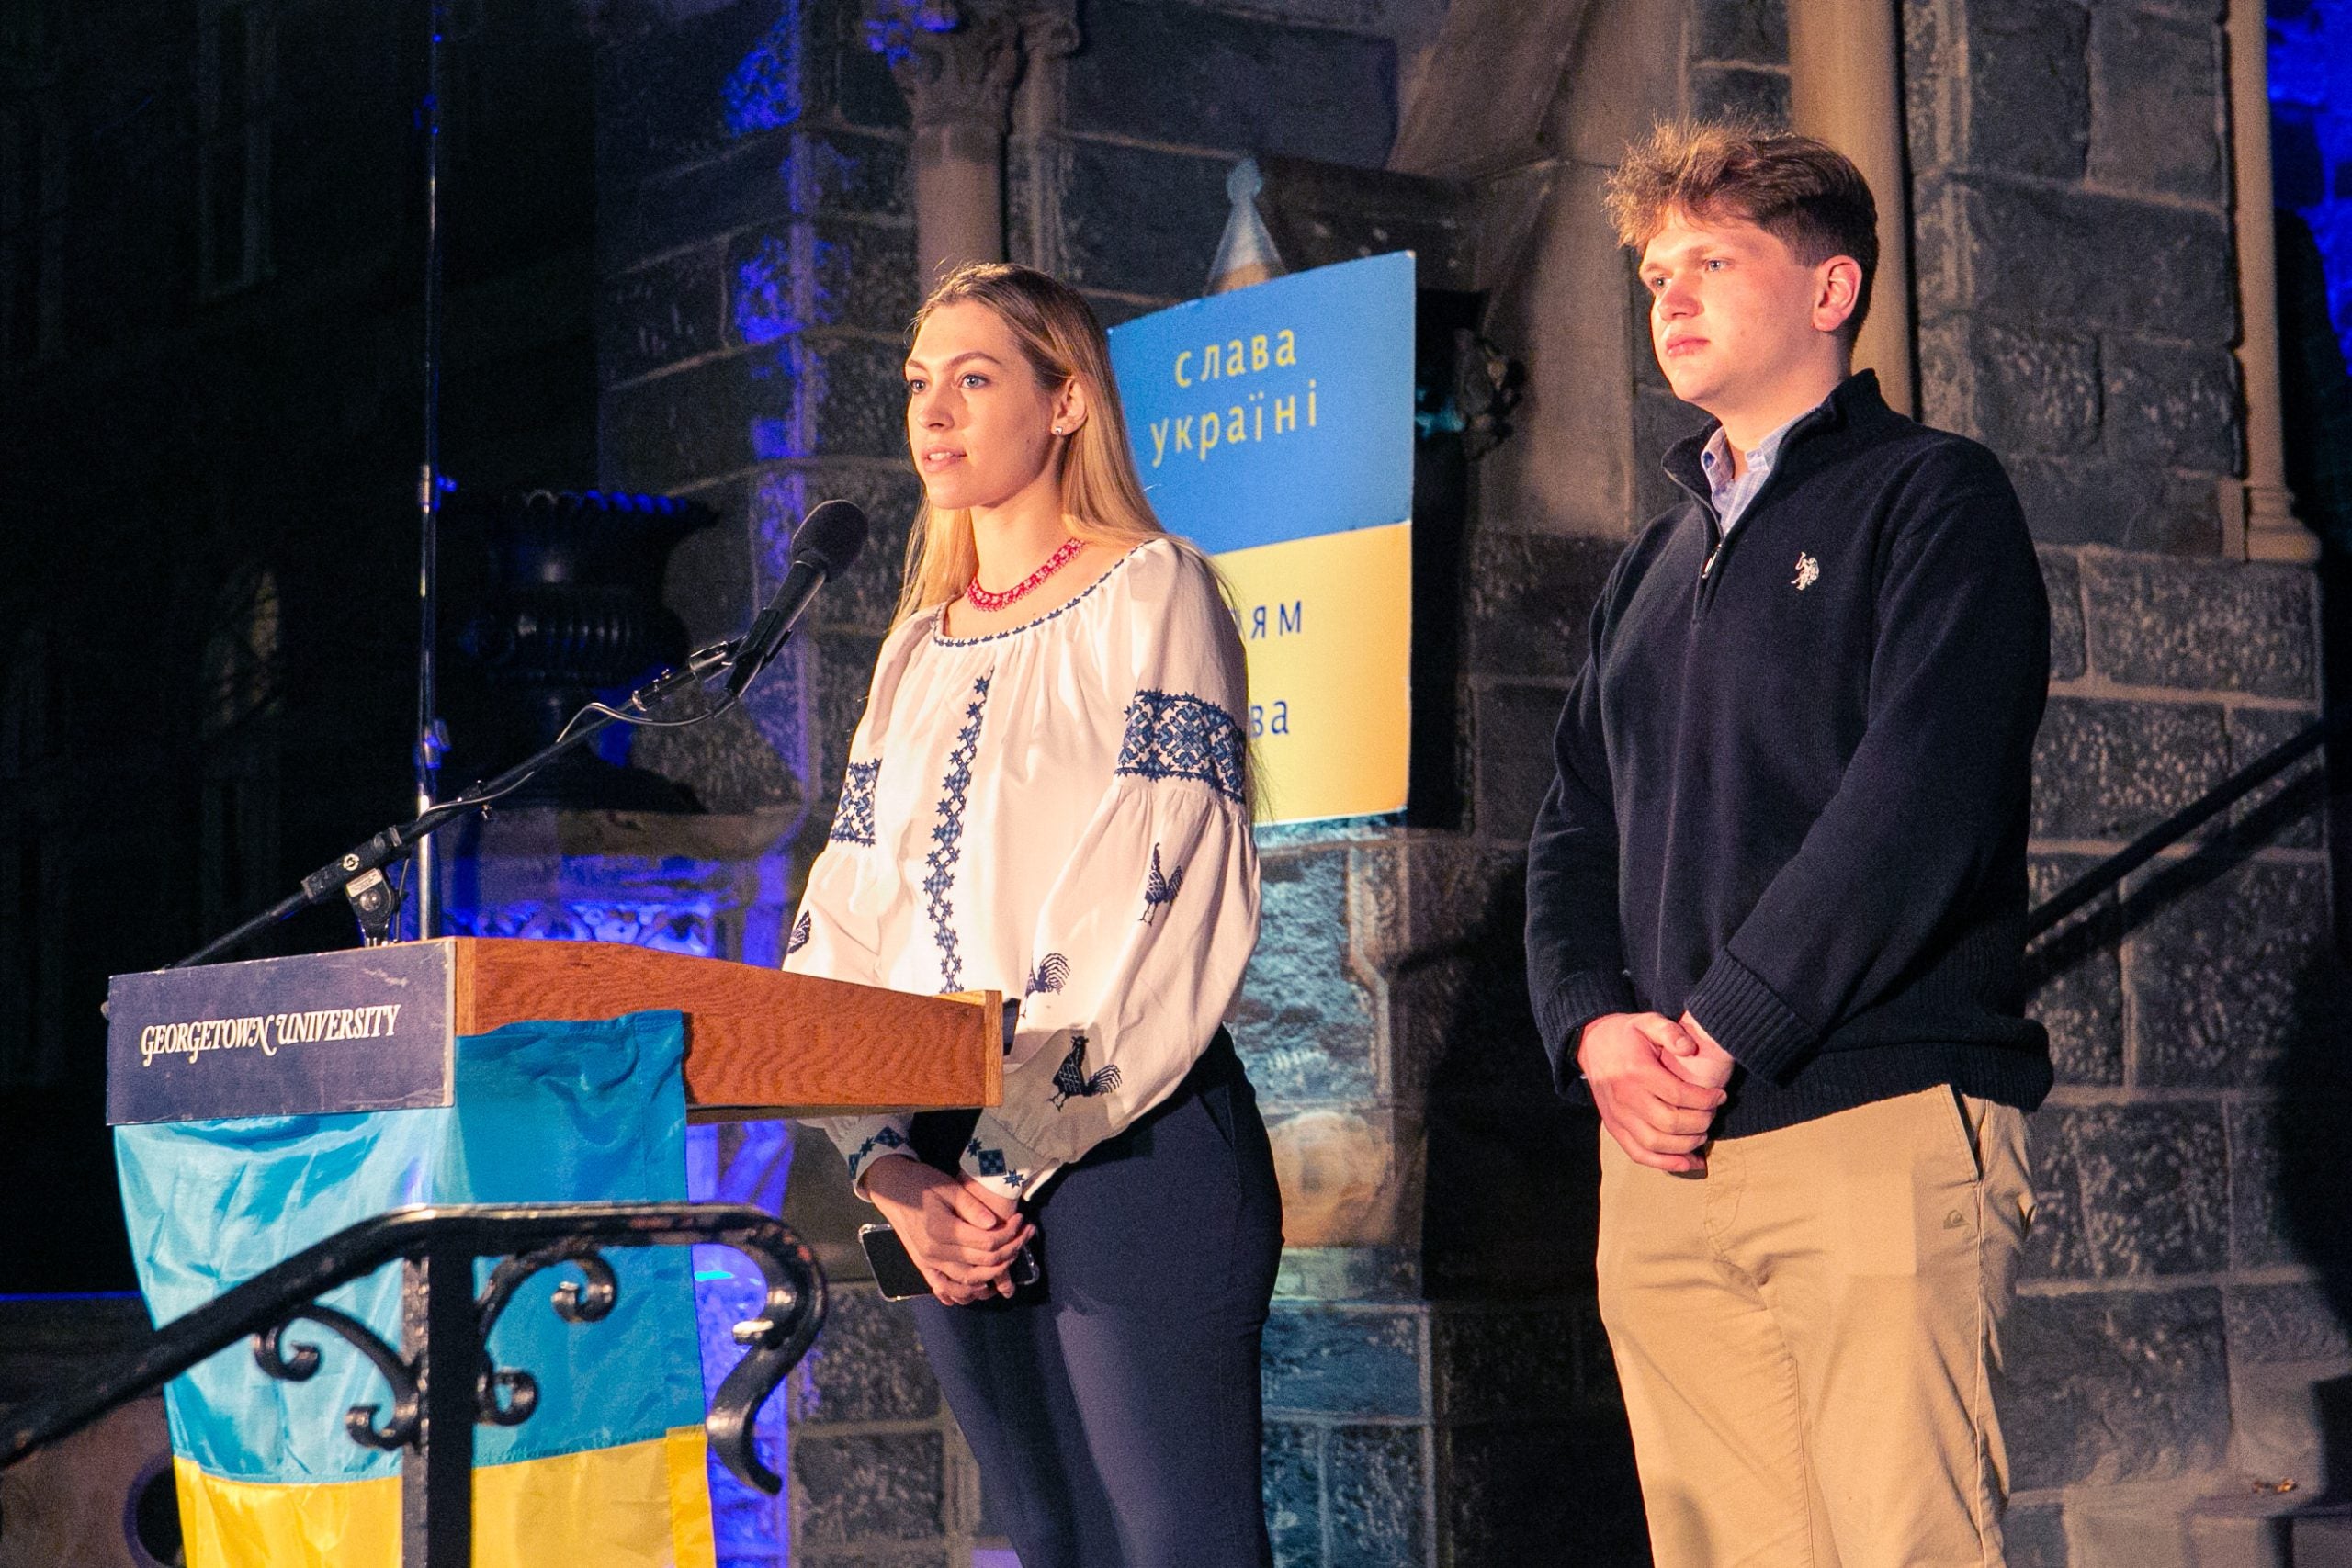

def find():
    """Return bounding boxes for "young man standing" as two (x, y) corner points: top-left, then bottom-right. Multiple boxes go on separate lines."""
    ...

(1524, 123), (2050, 1567)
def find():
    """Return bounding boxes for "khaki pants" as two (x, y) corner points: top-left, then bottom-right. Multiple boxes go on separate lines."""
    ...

(1596, 1086), (2034, 1568)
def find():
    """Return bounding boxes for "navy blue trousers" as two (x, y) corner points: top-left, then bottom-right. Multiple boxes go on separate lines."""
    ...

(907, 1032), (1283, 1568)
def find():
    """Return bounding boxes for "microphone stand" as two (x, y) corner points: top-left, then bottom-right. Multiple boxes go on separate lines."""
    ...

(170, 640), (740, 970)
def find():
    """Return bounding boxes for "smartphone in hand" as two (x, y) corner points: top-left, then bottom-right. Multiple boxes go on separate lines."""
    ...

(859, 1224), (932, 1301)
(858, 1223), (1042, 1303)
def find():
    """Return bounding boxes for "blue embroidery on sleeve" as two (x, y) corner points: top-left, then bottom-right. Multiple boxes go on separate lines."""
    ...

(1115, 690), (1247, 805)
(786, 910), (812, 956)
(922, 676), (991, 992)
(965, 1136), (1030, 1190)
(1024, 953), (1069, 996)
(846, 1123), (907, 1181)
(831, 759), (882, 846)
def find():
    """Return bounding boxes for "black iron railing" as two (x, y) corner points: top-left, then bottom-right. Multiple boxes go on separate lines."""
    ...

(0, 1201), (824, 1568)
(2029, 705), (2344, 942)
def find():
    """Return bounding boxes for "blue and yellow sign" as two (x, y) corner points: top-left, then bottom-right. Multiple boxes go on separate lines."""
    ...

(1110, 252), (1416, 824)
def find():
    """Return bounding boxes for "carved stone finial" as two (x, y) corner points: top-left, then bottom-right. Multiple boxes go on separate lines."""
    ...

(1018, 2), (1079, 63)
(1205, 157), (1285, 296)
(865, 0), (1026, 134)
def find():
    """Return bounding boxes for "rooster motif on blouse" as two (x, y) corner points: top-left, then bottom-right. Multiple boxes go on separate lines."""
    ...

(1024, 953), (1070, 997)
(1049, 1032), (1120, 1108)
(1139, 844), (1184, 925)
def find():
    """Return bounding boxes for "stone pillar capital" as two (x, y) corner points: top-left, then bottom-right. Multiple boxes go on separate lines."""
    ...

(866, 0), (1028, 134)
(1018, 3), (1080, 64)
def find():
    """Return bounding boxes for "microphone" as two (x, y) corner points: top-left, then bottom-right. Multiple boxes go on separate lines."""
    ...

(727, 500), (870, 699)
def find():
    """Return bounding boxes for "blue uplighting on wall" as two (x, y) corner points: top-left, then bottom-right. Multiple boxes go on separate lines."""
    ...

(723, 6), (805, 136)
(2274, 3), (2352, 364)
(735, 236), (801, 344)
(864, 0), (956, 70)
(442, 899), (719, 955)
(745, 348), (810, 462)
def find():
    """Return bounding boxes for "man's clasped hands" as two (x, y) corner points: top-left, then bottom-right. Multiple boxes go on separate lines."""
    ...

(1577, 1010), (1738, 1173)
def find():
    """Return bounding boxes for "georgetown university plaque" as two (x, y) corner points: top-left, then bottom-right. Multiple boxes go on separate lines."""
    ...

(107, 942), (456, 1124)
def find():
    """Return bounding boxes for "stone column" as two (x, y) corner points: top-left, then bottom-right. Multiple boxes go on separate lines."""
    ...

(867, 0), (1029, 287)
(1008, 4), (1079, 276)
(2227, 0), (2321, 563)
(1785, 0), (1917, 417)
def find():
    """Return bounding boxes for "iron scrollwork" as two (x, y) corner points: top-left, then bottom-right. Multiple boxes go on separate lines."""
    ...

(252, 1302), (420, 1450)
(6, 1202), (824, 1568)
(703, 1223), (823, 1495)
(232, 1205), (822, 1495)
(470, 1242), (622, 1427)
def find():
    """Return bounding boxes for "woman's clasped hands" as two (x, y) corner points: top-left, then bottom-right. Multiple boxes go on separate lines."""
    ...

(862, 1156), (1035, 1304)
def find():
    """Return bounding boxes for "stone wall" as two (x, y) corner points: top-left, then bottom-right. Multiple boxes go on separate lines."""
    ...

(594, 7), (937, 1557)
(1906, 0), (2242, 556)
(2008, 551), (2334, 1567)
(597, 0), (925, 973)
(1903, 1), (2346, 1562)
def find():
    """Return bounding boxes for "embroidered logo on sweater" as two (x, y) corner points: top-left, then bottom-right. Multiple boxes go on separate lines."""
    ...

(1792, 552), (1821, 592)
(1049, 1033), (1120, 1108)
(1139, 844), (1184, 925)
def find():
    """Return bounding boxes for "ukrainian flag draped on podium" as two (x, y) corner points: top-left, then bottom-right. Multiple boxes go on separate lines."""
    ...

(113, 1010), (718, 1568)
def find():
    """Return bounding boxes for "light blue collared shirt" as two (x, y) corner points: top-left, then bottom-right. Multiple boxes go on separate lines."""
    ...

(1698, 407), (1811, 537)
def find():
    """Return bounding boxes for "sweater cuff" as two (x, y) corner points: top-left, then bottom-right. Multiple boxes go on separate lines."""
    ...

(1684, 952), (1815, 1082)
(1530, 971), (1640, 1096)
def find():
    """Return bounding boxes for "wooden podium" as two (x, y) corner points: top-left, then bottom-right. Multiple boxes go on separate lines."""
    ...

(107, 936), (1002, 1126)
(102, 937), (1001, 1568)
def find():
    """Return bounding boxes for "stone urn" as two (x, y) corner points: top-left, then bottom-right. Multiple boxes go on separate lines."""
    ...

(450, 486), (717, 812)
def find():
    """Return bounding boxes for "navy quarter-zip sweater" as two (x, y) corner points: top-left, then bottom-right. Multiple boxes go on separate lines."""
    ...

(1524, 372), (2052, 1137)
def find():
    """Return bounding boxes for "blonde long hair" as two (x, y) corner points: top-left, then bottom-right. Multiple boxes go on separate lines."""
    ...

(893, 263), (1170, 621)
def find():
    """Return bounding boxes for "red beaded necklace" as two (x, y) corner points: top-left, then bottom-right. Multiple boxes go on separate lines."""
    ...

(966, 536), (1084, 613)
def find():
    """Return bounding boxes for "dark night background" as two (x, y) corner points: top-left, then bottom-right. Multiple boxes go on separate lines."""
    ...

(0, 0), (605, 1292)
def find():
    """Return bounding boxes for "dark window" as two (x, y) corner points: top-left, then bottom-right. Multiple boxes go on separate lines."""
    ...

(199, 564), (284, 932)
(198, 0), (273, 297)
(0, 629), (66, 1087)
(0, 92), (65, 369)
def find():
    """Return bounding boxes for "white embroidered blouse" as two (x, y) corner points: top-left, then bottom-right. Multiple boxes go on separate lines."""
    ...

(783, 538), (1260, 1201)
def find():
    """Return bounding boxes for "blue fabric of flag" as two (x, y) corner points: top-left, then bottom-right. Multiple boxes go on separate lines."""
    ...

(113, 1010), (704, 1483)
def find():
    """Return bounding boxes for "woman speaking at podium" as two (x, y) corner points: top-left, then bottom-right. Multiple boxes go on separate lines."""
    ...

(782, 262), (1281, 1568)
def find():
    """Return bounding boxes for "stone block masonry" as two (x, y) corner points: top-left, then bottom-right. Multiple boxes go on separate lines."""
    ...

(1906, 0), (2242, 556)
(2013, 545), (2336, 1560)
(1900, 8), (2343, 1544)
(594, 0), (932, 967)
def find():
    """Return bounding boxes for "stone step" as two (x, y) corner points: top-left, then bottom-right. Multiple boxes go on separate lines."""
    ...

(2291, 1506), (2352, 1568)
(2181, 1491), (2310, 1568)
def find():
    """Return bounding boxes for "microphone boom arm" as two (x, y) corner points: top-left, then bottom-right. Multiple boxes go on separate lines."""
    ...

(171, 639), (740, 969)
